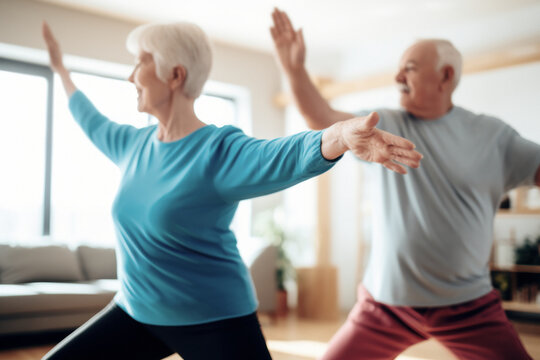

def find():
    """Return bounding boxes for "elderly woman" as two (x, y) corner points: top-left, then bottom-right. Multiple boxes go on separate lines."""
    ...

(41, 21), (422, 360)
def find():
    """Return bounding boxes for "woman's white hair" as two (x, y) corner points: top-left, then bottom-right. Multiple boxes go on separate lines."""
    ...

(126, 22), (212, 99)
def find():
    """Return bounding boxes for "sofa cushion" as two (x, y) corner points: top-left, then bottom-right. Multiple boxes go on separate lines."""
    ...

(0, 245), (84, 284)
(0, 280), (119, 316)
(77, 246), (116, 280)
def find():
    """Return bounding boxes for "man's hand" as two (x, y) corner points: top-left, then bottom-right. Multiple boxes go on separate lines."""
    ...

(270, 8), (306, 75)
(322, 112), (423, 174)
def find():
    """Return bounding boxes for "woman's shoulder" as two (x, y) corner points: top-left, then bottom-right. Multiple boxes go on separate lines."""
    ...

(209, 124), (246, 142)
(212, 124), (243, 134)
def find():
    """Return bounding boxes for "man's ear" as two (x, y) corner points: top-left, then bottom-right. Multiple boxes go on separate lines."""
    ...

(169, 65), (186, 91)
(440, 65), (455, 90)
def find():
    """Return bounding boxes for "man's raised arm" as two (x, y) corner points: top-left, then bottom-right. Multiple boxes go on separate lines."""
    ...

(270, 8), (353, 130)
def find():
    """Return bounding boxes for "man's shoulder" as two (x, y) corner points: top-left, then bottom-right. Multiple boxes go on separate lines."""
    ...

(453, 106), (509, 129)
(451, 106), (518, 145)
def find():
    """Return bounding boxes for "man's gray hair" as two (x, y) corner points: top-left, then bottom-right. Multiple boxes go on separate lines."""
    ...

(431, 39), (462, 90)
(126, 22), (213, 99)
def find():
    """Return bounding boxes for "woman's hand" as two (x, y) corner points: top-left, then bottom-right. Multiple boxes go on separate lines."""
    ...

(42, 21), (66, 73)
(321, 112), (423, 174)
(270, 8), (306, 75)
(42, 21), (76, 96)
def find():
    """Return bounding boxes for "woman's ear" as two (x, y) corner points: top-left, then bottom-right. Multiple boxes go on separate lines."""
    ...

(169, 65), (186, 91)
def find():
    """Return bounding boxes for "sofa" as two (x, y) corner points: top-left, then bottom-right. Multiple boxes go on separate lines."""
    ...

(0, 242), (276, 337)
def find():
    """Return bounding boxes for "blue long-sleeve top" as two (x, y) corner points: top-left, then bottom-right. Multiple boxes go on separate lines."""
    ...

(68, 90), (339, 325)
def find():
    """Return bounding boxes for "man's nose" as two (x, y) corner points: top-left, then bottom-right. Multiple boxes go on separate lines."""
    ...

(395, 70), (405, 83)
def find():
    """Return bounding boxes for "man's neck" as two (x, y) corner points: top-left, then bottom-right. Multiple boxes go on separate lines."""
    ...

(410, 101), (453, 120)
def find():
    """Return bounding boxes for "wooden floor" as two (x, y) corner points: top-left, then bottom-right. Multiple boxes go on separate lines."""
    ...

(1, 313), (539, 360)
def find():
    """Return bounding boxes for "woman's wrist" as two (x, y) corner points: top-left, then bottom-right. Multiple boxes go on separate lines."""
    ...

(321, 121), (348, 160)
(59, 70), (77, 97)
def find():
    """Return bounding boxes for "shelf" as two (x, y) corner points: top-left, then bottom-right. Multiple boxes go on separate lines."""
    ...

(502, 301), (540, 314)
(497, 209), (540, 216)
(491, 265), (540, 273)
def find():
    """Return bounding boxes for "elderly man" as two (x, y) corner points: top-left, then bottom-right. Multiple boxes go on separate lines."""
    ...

(271, 8), (540, 360)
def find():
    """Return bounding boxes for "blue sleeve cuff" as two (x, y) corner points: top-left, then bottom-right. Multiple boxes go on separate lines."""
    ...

(304, 130), (342, 174)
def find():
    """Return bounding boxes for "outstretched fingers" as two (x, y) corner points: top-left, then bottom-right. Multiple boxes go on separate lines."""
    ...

(272, 9), (286, 35)
(280, 9), (296, 34)
(381, 130), (416, 150)
(388, 146), (423, 168)
(297, 28), (305, 48)
(42, 21), (61, 57)
(377, 129), (423, 172)
(382, 160), (407, 175)
(390, 154), (421, 169)
(42, 21), (69, 75)
(272, 8), (297, 38)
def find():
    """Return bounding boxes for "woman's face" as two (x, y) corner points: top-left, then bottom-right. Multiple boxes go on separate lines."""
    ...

(128, 51), (170, 115)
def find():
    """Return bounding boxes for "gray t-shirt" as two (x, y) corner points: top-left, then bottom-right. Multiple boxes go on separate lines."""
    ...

(358, 106), (540, 306)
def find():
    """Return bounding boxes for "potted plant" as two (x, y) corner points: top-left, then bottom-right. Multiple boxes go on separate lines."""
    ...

(515, 235), (540, 265)
(254, 209), (294, 316)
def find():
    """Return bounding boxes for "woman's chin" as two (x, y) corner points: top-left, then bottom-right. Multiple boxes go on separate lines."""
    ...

(136, 102), (145, 113)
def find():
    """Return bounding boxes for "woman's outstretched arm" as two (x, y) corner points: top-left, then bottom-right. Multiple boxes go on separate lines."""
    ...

(213, 113), (422, 202)
(321, 112), (422, 174)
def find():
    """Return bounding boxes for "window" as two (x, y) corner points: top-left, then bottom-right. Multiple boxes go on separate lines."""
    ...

(0, 57), (251, 246)
(0, 66), (50, 240)
(195, 94), (237, 128)
(0, 59), (54, 242)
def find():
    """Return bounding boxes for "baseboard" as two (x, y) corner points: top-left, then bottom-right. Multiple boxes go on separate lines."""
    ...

(0, 329), (73, 350)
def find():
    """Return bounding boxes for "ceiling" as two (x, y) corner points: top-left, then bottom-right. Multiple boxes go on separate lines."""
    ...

(39, 0), (540, 78)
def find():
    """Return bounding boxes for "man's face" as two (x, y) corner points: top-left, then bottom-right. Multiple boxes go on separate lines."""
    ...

(395, 42), (443, 115)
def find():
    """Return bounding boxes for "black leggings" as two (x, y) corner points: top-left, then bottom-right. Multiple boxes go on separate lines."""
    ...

(42, 302), (272, 360)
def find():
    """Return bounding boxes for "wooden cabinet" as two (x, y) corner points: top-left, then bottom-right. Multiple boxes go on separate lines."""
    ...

(492, 187), (540, 317)
(491, 265), (540, 315)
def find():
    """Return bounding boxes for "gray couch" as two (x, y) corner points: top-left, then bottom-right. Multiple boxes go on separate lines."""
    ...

(0, 243), (276, 336)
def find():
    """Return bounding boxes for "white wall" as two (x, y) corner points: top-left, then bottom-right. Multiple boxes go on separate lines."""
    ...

(0, 0), (285, 226)
(454, 62), (540, 143)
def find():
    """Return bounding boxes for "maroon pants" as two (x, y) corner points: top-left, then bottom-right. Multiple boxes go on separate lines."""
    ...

(321, 285), (532, 360)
